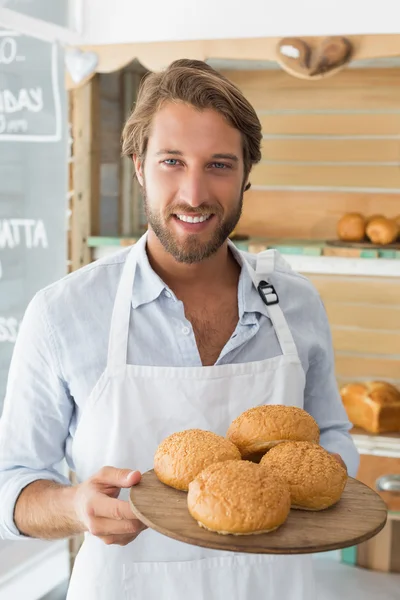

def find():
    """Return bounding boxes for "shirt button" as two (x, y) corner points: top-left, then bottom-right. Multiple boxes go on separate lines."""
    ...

(165, 290), (172, 298)
(182, 326), (190, 335)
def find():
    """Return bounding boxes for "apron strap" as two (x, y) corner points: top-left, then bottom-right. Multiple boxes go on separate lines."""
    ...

(245, 250), (299, 357)
(107, 244), (139, 372)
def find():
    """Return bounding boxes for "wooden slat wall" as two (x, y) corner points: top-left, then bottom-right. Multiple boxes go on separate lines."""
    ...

(221, 68), (400, 240)
(303, 274), (400, 388)
(240, 190), (400, 239)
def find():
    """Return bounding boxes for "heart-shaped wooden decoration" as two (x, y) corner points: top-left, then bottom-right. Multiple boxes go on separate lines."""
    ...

(276, 36), (353, 80)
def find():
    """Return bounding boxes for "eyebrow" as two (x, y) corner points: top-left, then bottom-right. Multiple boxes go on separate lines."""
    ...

(155, 149), (239, 162)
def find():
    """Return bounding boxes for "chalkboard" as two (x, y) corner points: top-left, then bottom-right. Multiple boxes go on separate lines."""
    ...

(0, 3), (68, 413)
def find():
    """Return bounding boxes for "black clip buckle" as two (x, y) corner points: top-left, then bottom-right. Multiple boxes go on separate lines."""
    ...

(257, 280), (279, 306)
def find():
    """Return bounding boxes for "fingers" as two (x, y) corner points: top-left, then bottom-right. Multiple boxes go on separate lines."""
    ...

(87, 515), (146, 538)
(99, 531), (146, 546)
(93, 466), (142, 488)
(86, 496), (137, 521)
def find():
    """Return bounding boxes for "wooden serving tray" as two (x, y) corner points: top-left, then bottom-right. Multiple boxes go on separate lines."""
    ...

(130, 470), (387, 555)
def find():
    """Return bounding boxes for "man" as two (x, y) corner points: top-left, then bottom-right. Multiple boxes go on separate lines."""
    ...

(0, 59), (359, 599)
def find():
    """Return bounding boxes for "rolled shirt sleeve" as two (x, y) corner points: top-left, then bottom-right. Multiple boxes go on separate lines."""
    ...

(304, 295), (360, 478)
(0, 292), (73, 540)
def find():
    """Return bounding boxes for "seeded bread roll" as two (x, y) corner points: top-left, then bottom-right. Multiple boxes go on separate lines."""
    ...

(226, 405), (320, 460)
(187, 460), (291, 535)
(366, 216), (398, 245)
(260, 441), (347, 510)
(154, 429), (241, 491)
(337, 213), (366, 242)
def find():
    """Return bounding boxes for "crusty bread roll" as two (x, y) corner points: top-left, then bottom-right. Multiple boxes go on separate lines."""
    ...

(340, 381), (400, 434)
(260, 441), (347, 510)
(187, 460), (291, 535)
(366, 214), (384, 225)
(154, 429), (241, 491)
(226, 405), (320, 460)
(337, 213), (366, 242)
(366, 216), (398, 245)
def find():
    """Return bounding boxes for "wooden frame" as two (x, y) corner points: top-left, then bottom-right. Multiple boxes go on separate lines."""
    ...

(70, 75), (101, 269)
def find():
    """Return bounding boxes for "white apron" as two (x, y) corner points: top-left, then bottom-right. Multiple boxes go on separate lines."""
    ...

(67, 241), (316, 600)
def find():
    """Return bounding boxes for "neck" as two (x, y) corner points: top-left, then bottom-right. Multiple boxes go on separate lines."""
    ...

(145, 229), (240, 293)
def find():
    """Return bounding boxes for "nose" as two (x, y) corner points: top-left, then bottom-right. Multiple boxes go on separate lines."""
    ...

(178, 168), (208, 208)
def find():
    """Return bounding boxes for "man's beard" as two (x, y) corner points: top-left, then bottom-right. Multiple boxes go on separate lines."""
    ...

(143, 186), (244, 264)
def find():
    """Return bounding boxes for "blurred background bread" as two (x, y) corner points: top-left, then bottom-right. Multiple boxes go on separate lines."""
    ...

(340, 381), (400, 434)
(187, 460), (291, 535)
(366, 214), (384, 225)
(154, 429), (241, 491)
(366, 216), (398, 245)
(337, 213), (366, 242)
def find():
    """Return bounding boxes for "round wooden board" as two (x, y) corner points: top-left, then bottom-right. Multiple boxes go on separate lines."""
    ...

(326, 239), (400, 250)
(130, 470), (387, 555)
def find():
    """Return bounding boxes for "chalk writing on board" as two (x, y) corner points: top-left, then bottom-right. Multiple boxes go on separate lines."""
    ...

(0, 31), (62, 142)
(0, 317), (20, 343)
(0, 219), (48, 249)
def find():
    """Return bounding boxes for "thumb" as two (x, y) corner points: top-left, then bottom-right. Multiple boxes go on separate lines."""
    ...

(96, 466), (142, 488)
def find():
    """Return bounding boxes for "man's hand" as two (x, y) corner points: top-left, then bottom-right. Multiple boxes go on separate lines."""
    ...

(73, 466), (147, 546)
(330, 452), (347, 472)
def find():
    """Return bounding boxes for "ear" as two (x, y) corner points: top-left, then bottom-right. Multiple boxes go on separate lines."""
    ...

(133, 154), (144, 186)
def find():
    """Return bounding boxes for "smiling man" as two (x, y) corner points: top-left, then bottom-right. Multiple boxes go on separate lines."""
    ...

(0, 59), (358, 600)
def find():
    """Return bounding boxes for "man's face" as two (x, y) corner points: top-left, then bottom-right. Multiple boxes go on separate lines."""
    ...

(134, 102), (247, 264)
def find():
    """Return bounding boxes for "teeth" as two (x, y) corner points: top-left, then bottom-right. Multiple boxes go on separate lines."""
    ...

(176, 214), (211, 223)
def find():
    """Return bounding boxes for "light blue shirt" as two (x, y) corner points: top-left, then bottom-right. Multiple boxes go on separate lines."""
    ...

(0, 235), (359, 540)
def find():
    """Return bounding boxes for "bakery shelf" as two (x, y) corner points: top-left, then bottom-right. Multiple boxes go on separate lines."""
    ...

(87, 236), (400, 277)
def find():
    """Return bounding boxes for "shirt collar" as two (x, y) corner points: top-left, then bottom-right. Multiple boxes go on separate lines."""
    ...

(131, 232), (271, 321)
(131, 232), (167, 309)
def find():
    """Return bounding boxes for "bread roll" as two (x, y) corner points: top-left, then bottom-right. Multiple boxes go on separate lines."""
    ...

(337, 213), (366, 242)
(226, 405), (320, 460)
(187, 460), (291, 535)
(366, 216), (398, 245)
(260, 441), (347, 510)
(340, 381), (400, 434)
(366, 214), (384, 225)
(154, 429), (241, 491)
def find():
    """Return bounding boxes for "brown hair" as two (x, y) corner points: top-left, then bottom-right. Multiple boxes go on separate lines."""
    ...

(121, 59), (262, 181)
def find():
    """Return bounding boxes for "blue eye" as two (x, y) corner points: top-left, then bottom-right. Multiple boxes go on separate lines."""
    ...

(164, 159), (178, 166)
(212, 163), (229, 169)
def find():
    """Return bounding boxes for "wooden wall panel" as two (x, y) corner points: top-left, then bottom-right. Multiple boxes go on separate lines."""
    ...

(334, 355), (400, 381)
(325, 303), (400, 330)
(223, 67), (400, 241)
(332, 329), (400, 356)
(261, 139), (400, 163)
(307, 276), (400, 305)
(237, 190), (400, 239)
(301, 274), (400, 387)
(252, 163), (400, 189)
(259, 114), (400, 136)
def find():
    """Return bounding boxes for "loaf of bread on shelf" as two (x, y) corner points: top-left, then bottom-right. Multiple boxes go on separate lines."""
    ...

(340, 381), (400, 434)
(366, 216), (398, 245)
(337, 213), (366, 242)
(395, 215), (400, 239)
